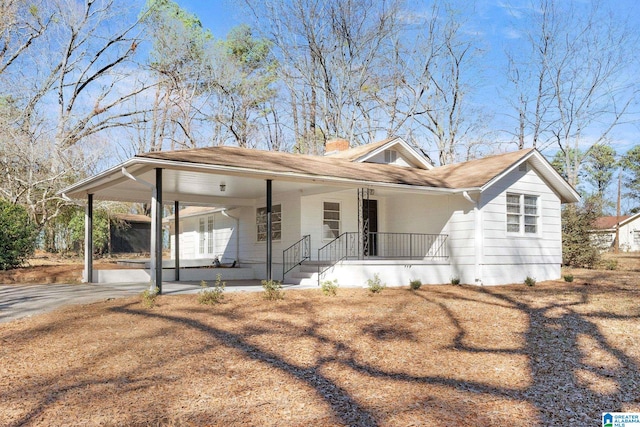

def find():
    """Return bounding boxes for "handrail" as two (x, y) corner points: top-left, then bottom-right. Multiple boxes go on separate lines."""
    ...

(317, 232), (448, 285)
(282, 234), (310, 281)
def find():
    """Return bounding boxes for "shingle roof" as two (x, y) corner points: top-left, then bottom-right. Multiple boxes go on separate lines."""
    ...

(593, 215), (632, 230)
(138, 145), (534, 190)
(113, 213), (151, 223)
(326, 138), (396, 160)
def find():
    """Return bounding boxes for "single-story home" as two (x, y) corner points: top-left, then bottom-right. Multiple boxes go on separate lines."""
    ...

(60, 136), (580, 292)
(591, 213), (640, 252)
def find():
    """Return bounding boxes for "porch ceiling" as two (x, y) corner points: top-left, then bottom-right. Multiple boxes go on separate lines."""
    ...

(62, 160), (356, 205)
(61, 154), (466, 205)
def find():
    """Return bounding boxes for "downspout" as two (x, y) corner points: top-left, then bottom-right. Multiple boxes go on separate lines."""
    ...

(221, 209), (240, 263)
(462, 191), (483, 285)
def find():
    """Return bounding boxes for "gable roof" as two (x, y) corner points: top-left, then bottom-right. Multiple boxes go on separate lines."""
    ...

(326, 137), (434, 169)
(60, 142), (579, 204)
(593, 213), (640, 230)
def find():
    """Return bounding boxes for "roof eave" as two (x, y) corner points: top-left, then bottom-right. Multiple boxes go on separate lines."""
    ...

(480, 149), (580, 204)
(61, 156), (473, 201)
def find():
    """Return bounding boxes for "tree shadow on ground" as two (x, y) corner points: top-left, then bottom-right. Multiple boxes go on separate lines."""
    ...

(5, 283), (640, 426)
(420, 285), (640, 425)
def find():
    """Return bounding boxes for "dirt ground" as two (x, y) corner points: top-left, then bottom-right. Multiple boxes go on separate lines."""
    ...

(0, 252), (134, 284)
(0, 254), (639, 426)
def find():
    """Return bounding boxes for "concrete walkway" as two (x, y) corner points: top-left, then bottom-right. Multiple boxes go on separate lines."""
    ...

(0, 280), (306, 324)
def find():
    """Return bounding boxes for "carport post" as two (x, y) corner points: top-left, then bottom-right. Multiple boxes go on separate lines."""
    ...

(266, 179), (272, 281)
(150, 168), (163, 294)
(174, 201), (180, 281)
(84, 193), (93, 283)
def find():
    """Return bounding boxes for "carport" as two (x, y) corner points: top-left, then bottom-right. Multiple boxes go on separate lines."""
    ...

(60, 147), (366, 293)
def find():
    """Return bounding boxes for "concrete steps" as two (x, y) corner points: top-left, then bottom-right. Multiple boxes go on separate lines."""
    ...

(284, 261), (331, 286)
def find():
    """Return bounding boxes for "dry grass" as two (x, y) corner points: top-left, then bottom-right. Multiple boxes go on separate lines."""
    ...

(1, 255), (640, 426)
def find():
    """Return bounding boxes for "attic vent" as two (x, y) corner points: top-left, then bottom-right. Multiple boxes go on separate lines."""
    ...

(385, 150), (397, 163)
(519, 163), (528, 172)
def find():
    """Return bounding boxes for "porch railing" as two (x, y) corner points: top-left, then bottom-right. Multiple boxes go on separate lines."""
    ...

(317, 232), (448, 283)
(282, 234), (310, 281)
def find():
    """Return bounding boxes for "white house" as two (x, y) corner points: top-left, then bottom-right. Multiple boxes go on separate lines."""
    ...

(60, 137), (580, 290)
(591, 213), (640, 252)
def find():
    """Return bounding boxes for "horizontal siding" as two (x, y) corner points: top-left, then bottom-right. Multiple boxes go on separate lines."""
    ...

(481, 164), (562, 266)
(301, 189), (358, 256)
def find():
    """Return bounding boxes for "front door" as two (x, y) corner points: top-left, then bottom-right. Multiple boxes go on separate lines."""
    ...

(362, 199), (378, 256)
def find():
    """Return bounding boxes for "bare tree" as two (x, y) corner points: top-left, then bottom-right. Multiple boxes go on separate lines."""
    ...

(141, 0), (214, 151)
(505, 0), (638, 186)
(245, 0), (403, 152)
(392, 2), (485, 164)
(0, 0), (151, 229)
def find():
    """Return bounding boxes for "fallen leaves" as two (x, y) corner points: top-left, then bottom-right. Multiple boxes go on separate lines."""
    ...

(1, 256), (640, 426)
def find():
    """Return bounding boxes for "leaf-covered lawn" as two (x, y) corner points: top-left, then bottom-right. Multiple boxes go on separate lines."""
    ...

(1, 265), (639, 426)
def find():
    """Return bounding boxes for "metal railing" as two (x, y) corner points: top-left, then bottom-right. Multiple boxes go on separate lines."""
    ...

(317, 232), (448, 283)
(282, 234), (310, 281)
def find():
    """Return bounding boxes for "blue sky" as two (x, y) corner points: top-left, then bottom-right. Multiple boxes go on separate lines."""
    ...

(171, 0), (640, 155)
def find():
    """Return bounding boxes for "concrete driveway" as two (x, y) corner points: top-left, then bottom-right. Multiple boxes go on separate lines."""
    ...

(0, 280), (280, 324)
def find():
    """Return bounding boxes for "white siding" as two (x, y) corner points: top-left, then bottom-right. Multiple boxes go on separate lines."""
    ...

(479, 164), (562, 284)
(620, 217), (640, 252)
(301, 189), (357, 254)
(236, 189), (302, 264)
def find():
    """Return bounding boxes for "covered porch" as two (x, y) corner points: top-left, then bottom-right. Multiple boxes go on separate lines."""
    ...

(60, 146), (468, 291)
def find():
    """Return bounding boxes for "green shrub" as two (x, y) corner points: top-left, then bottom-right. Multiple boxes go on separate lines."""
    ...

(450, 277), (461, 285)
(67, 207), (110, 255)
(563, 274), (574, 282)
(366, 273), (386, 295)
(0, 199), (37, 270)
(604, 259), (618, 270)
(198, 274), (226, 305)
(141, 286), (159, 308)
(524, 276), (536, 287)
(409, 279), (422, 290)
(320, 279), (339, 296)
(262, 279), (284, 300)
(561, 202), (600, 268)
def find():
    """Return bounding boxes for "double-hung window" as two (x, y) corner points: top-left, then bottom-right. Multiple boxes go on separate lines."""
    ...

(507, 193), (539, 234)
(256, 204), (281, 242)
(323, 202), (340, 239)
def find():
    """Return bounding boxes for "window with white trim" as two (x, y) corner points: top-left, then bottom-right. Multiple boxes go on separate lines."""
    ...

(256, 204), (281, 242)
(507, 193), (539, 234)
(323, 202), (341, 239)
(199, 218), (205, 254)
(207, 216), (214, 253)
(384, 149), (397, 163)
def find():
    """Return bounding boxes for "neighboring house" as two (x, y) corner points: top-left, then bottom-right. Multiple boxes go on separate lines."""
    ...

(591, 213), (640, 252)
(61, 136), (580, 287)
(109, 214), (151, 254)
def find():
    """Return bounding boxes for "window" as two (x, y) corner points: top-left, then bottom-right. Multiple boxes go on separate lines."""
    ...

(384, 149), (397, 163)
(506, 193), (539, 234)
(256, 204), (281, 242)
(199, 218), (205, 254)
(207, 216), (214, 253)
(323, 202), (340, 239)
(634, 230), (640, 246)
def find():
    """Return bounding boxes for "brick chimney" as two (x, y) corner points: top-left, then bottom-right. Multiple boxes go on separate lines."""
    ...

(325, 138), (350, 155)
